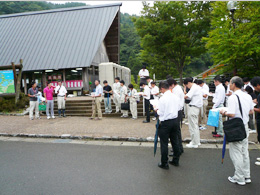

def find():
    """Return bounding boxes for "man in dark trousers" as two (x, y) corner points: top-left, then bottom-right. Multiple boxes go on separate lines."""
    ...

(154, 81), (181, 170)
(140, 82), (150, 123)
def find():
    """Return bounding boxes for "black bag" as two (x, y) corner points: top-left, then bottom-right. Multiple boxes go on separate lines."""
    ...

(223, 95), (246, 142)
(121, 97), (130, 111)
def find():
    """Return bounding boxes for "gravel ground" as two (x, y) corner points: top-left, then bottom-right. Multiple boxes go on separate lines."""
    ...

(0, 115), (258, 143)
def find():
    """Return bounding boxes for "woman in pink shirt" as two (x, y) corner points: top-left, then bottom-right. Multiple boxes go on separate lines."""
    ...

(44, 82), (55, 119)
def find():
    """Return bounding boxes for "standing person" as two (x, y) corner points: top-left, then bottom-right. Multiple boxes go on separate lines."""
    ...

(90, 80), (103, 120)
(251, 76), (260, 166)
(211, 76), (226, 137)
(245, 86), (257, 133)
(243, 77), (254, 91)
(154, 81), (181, 169)
(198, 80), (209, 130)
(184, 78), (203, 148)
(220, 76), (254, 185)
(112, 77), (121, 113)
(55, 81), (67, 118)
(103, 80), (112, 114)
(128, 84), (138, 119)
(28, 81), (40, 120)
(225, 79), (233, 107)
(151, 81), (159, 121)
(167, 78), (184, 153)
(44, 82), (55, 119)
(146, 76), (153, 90)
(140, 82), (151, 123)
(138, 65), (149, 90)
(119, 80), (128, 118)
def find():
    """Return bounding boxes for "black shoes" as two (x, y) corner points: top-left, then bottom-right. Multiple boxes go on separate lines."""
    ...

(212, 131), (217, 135)
(169, 160), (179, 167)
(158, 163), (169, 170)
(143, 120), (150, 123)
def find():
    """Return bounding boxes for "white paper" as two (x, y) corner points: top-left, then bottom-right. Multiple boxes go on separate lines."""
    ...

(211, 107), (228, 112)
(150, 99), (159, 109)
(136, 92), (144, 96)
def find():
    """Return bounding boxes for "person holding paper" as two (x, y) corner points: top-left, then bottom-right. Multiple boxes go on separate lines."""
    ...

(112, 77), (121, 113)
(167, 78), (184, 153)
(90, 80), (103, 120)
(151, 81), (159, 121)
(103, 80), (112, 114)
(28, 81), (40, 120)
(154, 81), (181, 169)
(140, 82), (150, 123)
(184, 78), (203, 148)
(128, 84), (138, 119)
(212, 76), (226, 137)
(55, 81), (67, 118)
(198, 80), (209, 130)
(119, 80), (128, 118)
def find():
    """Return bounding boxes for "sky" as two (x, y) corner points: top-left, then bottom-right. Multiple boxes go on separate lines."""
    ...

(49, 1), (153, 15)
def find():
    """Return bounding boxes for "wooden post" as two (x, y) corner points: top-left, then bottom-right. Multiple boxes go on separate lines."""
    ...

(15, 64), (23, 104)
(23, 73), (27, 95)
(62, 69), (66, 87)
(42, 71), (46, 89)
(11, 62), (17, 87)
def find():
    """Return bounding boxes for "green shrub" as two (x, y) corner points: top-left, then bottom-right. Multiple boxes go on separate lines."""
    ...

(0, 93), (29, 112)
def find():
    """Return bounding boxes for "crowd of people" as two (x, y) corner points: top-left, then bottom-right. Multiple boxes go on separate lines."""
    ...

(27, 68), (260, 184)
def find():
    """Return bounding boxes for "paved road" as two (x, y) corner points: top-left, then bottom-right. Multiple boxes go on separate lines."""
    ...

(0, 140), (259, 195)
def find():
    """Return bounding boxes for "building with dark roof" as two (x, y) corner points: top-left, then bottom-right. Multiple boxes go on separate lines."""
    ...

(0, 3), (122, 93)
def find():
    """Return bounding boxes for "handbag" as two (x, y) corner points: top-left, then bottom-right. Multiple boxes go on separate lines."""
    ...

(207, 110), (220, 127)
(121, 97), (130, 111)
(39, 103), (46, 111)
(223, 95), (246, 142)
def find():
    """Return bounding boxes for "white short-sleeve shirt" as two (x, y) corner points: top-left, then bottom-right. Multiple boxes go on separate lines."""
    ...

(186, 84), (203, 108)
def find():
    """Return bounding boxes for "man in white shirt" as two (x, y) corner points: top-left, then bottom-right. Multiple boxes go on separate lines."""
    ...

(167, 78), (184, 153)
(198, 80), (209, 130)
(243, 77), (254, 91)
(220, 76), (254, 186)
(119, 80), (128, 118)
(90, 80), (103, 120)
(55, 81), (67, 118)
(184, 78), (203, 148)
(151, 81), (159, 121)
(112, 77), (121, 113)
(138, 66), (149, 89)
(212, 76), (226, 137)
(140, 82), (151, 123)
(225, 79), (233, 107)
(154, 81), (181, 169)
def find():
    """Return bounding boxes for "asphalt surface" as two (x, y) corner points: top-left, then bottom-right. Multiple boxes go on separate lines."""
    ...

(0, 140), (259, 195)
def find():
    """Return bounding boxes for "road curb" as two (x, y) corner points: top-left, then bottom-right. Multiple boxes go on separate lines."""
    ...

(0, 133), (257, 144)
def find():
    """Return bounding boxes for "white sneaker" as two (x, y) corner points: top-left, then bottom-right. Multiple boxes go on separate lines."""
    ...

(255, 161), (260, 166)
(185, 122), (189, 125)
(228, 176), (246, 185)
(198, 143), (201, 146)
(51, 116), (55, 119)
(47, 116), (50, 120)
(249, 130), (257, 134)
(152, 117), (156, 121)
(186, 143), (198, 148)
(245, 178), (251, 184)
(200, 126), (207, 130)
(256, 157), (260, 161)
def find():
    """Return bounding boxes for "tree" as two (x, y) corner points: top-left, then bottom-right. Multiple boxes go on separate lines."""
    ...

(203, 1), (260, 77)
(133, 1), (212, 82)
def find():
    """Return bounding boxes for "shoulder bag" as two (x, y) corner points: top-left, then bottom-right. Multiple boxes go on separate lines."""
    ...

(223, 95), (246, 142)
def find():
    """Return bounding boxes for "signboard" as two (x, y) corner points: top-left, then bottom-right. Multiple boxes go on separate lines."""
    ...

(48, 75), (52, 80)
(202, 64), (225, 79)
(57, 75), (62, 80)
(0, 70), (15, 94)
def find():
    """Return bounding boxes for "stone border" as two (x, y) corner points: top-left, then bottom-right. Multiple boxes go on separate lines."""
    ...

(1, 133), (256, 144)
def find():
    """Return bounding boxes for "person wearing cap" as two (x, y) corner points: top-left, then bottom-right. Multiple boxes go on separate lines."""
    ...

(44, 81), (55, 119)
(119, 80), (128, 118)
(28, 81), (40, 120)
(55, 80), (67, 118)
(184, 77), (203, 148)
(128, 84), (138, 119)
(112, 77), (121, 113)
(90, 80), (103, 120)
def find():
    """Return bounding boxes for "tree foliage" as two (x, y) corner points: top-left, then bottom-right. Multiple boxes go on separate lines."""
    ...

(133, 1), (212, 82)
(203, 1), (260, 77)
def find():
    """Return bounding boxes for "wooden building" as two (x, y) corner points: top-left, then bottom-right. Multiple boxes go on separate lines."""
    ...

(0, 3), (122, 94)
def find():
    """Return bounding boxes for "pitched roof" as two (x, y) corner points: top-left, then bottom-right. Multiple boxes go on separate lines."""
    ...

(0, 3), (121, 71)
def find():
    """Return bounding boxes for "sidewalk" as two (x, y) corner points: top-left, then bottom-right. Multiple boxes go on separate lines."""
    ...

(0, 115), (258, 143)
